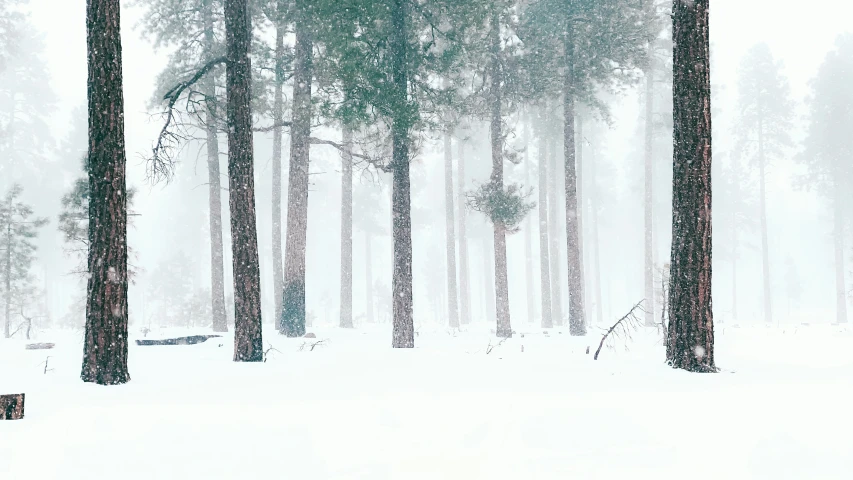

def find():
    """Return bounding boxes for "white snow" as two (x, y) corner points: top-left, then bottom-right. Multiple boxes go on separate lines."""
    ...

(2, 323), (852, 479)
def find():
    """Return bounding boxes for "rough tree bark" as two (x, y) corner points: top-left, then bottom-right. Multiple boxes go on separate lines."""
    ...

(537, 112), (553, 329)
(562, 25), (586, 336)
(225, 0), (263, 362)
(444, 131), (459, 328)
(667, 0), (715, 372)
(203, 0), (227, 333)
(271, 9), (286, 330)
(577, 114), (588, 324)
(281, 5), (312, 337)
(644, 64), (656, 327)
(340, 126), (354, 328)
(390, 0), (414, 348)
(81, 0), (130, 385)
(489, 12), (511, 338)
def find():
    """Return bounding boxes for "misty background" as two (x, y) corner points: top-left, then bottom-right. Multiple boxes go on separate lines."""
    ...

(2, 0), (849, 331)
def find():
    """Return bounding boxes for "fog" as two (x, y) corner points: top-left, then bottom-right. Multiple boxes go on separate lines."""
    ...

(3, 0), (852, 331)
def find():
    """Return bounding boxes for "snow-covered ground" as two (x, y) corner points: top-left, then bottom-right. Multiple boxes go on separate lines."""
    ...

(2, 322), (852, 479)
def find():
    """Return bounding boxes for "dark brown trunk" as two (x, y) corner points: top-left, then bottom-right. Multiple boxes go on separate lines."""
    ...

(667, 0), (714, 372)
(537, 112), (553, 328)
(391, 0), (414, 348)
(489, 12), (511, 338)
(203, 0), (227, 333)
(563, 25), (586, 336)
(457, 136), (471, 324)
(271, 12), (286, 330)
(0, 394), (24, 420)
(340, 126), (354, 328)
(225, 0), (263, 362)
(644, 65), (655, 327)
(81, 0), (130, 385)
(444, 131), (459, 328)
(281, 7), (312, 337)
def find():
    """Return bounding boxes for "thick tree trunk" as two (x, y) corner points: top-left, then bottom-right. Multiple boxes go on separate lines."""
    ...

(644, 66), (656, 327)
(576, 114), (587, 324)
(562, 27), (586, 336)
(81, 0), (130, 385)
(271, 13), (286, 330)
(548, 135), (563, 326)
(833, 174), (847, 324)
(483, 235), (496, 325)
(757, 117), (772, 324)
(444, 131), (459, 328)
(523, 112), (536, 323)
(457, 136), (471, 325)
(391, 0), (414, 348)
(0, 393), (24, 420)
(202, 0), (227, 333)
(340, 126), (354, 328)
(281, 9), (312, 337)
(364, 230), (374, 323)
(225, 0), (263, 362)
(537, 115), (553, 329)
(667, 0), (715, 372)
(489, 12), (511, 338)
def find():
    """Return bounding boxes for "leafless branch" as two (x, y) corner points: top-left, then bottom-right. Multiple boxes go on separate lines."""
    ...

(594, 300), (645, 360)
(486, 337), (507, 355)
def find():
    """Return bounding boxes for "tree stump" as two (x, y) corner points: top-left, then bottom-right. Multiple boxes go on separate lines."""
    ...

(0, 394), (25, 420)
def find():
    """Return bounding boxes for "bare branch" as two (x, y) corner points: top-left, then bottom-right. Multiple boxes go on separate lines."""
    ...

(594, 300), (645, 360)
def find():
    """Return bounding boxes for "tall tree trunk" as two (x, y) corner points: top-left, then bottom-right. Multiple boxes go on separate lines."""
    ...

(225, 0), (263, 361)
(489, 12), (511, 338)
(281, 8), (312, 337)
(203, 0), (227, 333)
(390, 0), (414, 348)
(457, 136), (471, 325)
(365, 229), (374, 323)
(81, 0), (129, 384)
(589, 145), (604, 325)
(523, 111), (536, 323)
(444, 131), (459, 328)
(576, 113), (587, 324)
(4, 220), (11, 338)
(562, 26), (586, 336)
(537, 114), (553, 329)
(667, 0), (714, 372)
(644, 65), (656, 327)
(483, 234), (495, 324)
(833, 173), (847, 324)
(271, 10), (286, 331)
(757, 115), (772, 324)
(548, 135), (563, 326)
(340, 126), (354, 328)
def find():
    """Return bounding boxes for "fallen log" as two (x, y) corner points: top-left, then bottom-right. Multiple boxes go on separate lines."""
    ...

(1, 394), (25, 420)
(25, 343), (55, 350)
(135, 335), (221, 346)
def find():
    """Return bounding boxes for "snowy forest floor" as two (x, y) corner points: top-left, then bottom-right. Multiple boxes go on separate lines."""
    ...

(2, 322), (852, 479)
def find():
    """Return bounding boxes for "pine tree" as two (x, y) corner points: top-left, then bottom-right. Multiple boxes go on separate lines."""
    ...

(735, 43), (794, 325)
(520, 0), (650, 336)
(81, 0), (131, 385)
(0, 184), (47, 338)
(226, 0), (263, 360)
(799, 34), (853, 325)
(666, 0), (715, 372)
